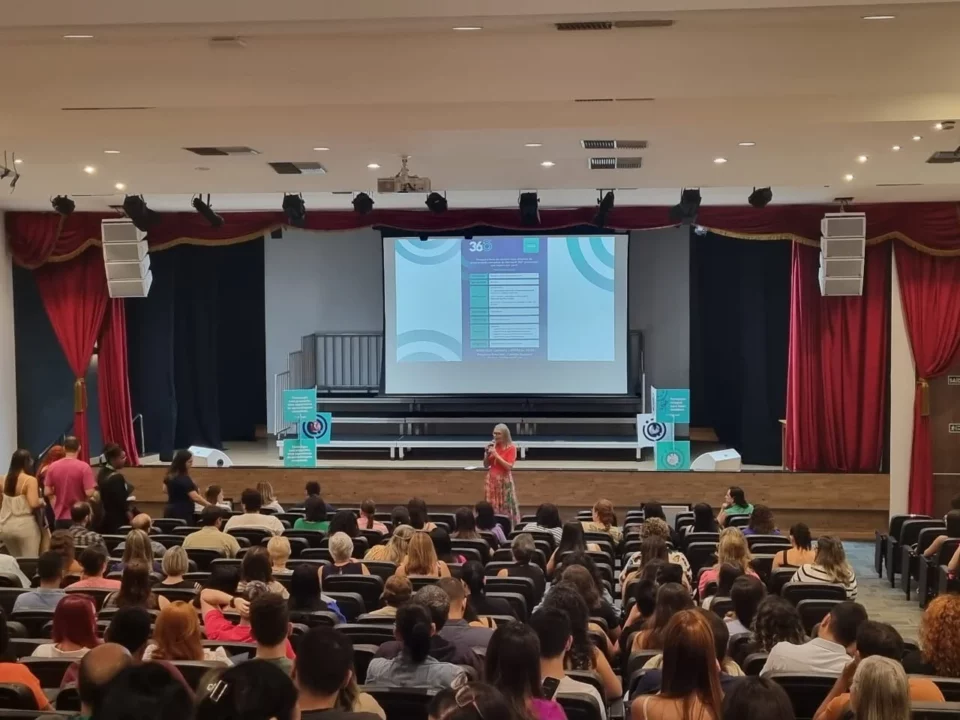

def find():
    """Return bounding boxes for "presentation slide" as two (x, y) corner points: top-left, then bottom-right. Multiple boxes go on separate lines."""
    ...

(382, 235), (629, 394)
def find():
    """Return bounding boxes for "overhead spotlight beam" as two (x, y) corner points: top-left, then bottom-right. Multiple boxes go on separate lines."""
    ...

(425, 192), (448, 213)
(669, 188), (701, 225)
(122, 195), (160, 232)
(192, 194), (224, 227)
(594, 190), (615, 227)
(518, 191), (540, 227)
(282, 193), (307, 227)
(748, 187), (773, 209)
(52, 195), (75, 216)
(352, 192), (374, 215)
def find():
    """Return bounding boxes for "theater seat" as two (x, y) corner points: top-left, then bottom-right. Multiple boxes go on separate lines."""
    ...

(171, 661), (228, 691)
(626, 650), (660, 677)
(352, 644), (379, 685)
(324, 592), (365, 622)
(929, 677), (960, 702)
(0, 685), (37, 711)
(557, 692), (604, 720)
(337, 624), (395, 646)
(323, 575), (384, 612)
(767, 672), (838, 719)
(18, 658), (74, 688)
(361, 686), (436, 720)
(742, 652), (769, 676)
(796, 599), (842, 635)
(912, 701), (960, 719)
(781, 582), (847, 606)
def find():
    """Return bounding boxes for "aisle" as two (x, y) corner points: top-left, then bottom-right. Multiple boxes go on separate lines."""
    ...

(845, 541), (924, 639)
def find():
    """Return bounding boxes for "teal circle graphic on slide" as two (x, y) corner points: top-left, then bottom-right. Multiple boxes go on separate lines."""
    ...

(397, 329), (463, 361)
(565, 237), (615, 291)
(395, 238), (460, 265)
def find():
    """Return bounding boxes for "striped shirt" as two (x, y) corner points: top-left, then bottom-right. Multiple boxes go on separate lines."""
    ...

(791, 563), (858, 600)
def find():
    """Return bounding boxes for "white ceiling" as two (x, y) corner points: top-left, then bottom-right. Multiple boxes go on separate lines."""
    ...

(1, 0), (960, 211)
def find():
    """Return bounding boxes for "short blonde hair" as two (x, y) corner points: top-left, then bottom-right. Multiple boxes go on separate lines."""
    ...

(851, 656), (910, 720)
(329, 532), (354, 563)
(161, 545), (189, 577)
(267, 536), (291, 565)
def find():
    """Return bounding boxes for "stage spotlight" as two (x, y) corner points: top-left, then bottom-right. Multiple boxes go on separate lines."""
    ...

(669, 188), (701, 225)
(425, 192), (448, 213)
(192, 194), (224, 228)
(122, 195), (160, 232)
(352, 192), (374, 215)
(282, 193), (307, 227)
(748, 187), (773, 208)
(52, 195), (75, 216)
(594, 190), (615, 227)
(519, 192), (540, 227)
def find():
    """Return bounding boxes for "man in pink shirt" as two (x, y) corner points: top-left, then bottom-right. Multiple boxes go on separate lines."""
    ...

(44, 436), (96, 529)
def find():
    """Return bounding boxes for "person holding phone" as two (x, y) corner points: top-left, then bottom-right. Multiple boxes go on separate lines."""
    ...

(484, 623), (567, 720)
(483, 423), (519, 525)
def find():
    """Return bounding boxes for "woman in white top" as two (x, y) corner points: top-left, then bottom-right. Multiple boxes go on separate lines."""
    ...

(791, 535), (858, 600)
(256, 481), (284, 513)
(32, 595), (99, 658)
(0, 450), (43, 557)
(522, 503), (564, 545)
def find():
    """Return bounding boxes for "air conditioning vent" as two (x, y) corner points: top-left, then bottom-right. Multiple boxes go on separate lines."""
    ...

(614, 19), (675, 28)
(589, 157), (643, 169)
(556, 19), (673, 31)
(556, 21), (614, 31)
(184, 146), (260, 156)
(575, 98), (615, 103)
(574, 98), (654, 104)
(61, 106), (155, 111)
(927, 150), (960, 164)
(875, 183), (924, 187)
(268, 161), (327, 175)
(615, 97), (655, 103)
(581, 139), (648, 150)
(209, 36), (246, 48)
(331, 191), (354, 195)
(614, 157), (643, 169)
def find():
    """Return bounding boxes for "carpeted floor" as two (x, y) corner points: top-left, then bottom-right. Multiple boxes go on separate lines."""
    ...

(845, 541), (924, 640)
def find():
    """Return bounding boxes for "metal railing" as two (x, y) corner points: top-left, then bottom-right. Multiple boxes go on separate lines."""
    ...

(316, 332), (382, 392)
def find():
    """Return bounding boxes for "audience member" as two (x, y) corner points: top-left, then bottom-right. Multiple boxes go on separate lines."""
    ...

(288, 563), (346, 622)
(365, 603), (465, 690)
(13, 550), (66, 612)
(722, 677), (795, 720)
(130, 514), (172, 556)
(43, 436), (96, 529)
(329, 510), (361, 539)
(546, 521), (598, 576)
(94, 661), (196, 720)
(163, 448), (209, 525)
(96, 443), (127, 487)
(717, 485), (752, 528)
(367, 575), (412, 618)
(475, 500), (507, 546)
(396, 530), (451, 578)
(390, 505), (411, 529)
(461, 560), (515, 623)
(200, 483), (232, 512)
(359, 499), (388, 535)
(792, 535), (858, 600)
(622, 518), (691, 585)
(924, 510), (960, 559)
(103, 560), (162, 610)
(727, 575), (766, 636)
(523, 503), (563, 544)
(104, 606), (153, 658)
(742, 504), (779, 536)
(903, 593), (960, 677)
(0, 607), (51, 709)
(430, 527), (467, 565)
(224, 488), (285, 536)
(70, 545), (121, 590)
(772, 523), (816, 569)
(50, 528), (84, 575)
(196, 660), (298, 720)
(304, 480), (336, 514)
(80, 643), (135, 718)
(761, 600), (867, 676)
(632, 583), (694, 652)
(437, 577), (495, 649)
(701, 563), (743, 611)
(268, 536), (293, 575)
(250, 591), (295, 673)
(621, 575), (659, 655)
(685, 502), (719, 535)
(451, 506), (481, 540)
(408, 498), (438, 532)
(143, 601), (230, 663)
(561, 563), (620, 641)
(159, 546), (200, 590)
(294, 495), (331, 532)
(428, 683), (513, 720)
(496, 532), (546, 598)
(31, 593), (100, 657)
(697, 527), (756, 596)
(581, 498), (623, 545)
(113, 527), (162, 574)
(257, 481), (284, 513)
(485, 622), (567, 720)
(365, 524), (413, 563)
(183, 507), (242, 558)
(67, 501), (106, 552)
(239, 546), (289, 598)
(532, 607), (607, 719)
(738, 596), (806, 664)
(851, 656), (911, 720)
(323, 532), (370, 581)
(199, 581), (296, 659)
(630, 609), (723, 720)
(294, 627), (383, 720)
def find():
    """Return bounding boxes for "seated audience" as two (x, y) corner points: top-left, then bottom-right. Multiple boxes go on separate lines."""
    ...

(50, 528), (84, 576)
(437, 577), (494, 649)
(31, 594), (100, 658)
(79, 643), (137, 718)
(726, 575), (766, 637)
(390, 505), (411, 529)
(0, 607), (51, 709)
(112, 528), (162, 574)
(159, 545), (200, 590)
(367, 575), (412, 618)
(685, 502), (719, 535)
(485, 622), (567, 720)
(496, 532), (546, 598)
(294, 495), (331, 532)
(130, 514), (168, 556)
(329, 509), (361, 539)
(792, 535), (858, 600)
(641, 502), (681, 548)
(698, 527), (757, 597)
(198, 483), (232, 513)
(761, 600), (867, 676)
(926, 509), (960, 559)
(581, 498), (623, 546)
(70, 545), (121, 590)
(621, 573), (659, 655)
(250, 591), (296, 674)
(257, 481), (284, 512)
(67, 501), (106, 552)
(199, 581), (296, 659)
(523, 503), (563, 545)
(143, 600), (230, 663)
(849, 656), (911, 720)
(304, 480), (336, 514)
(323, 532), (370, 581)
(815, 621), (943, 720)
(103, 560), (162, 610)
(722, 677), (795, 720)
(224, 488), (285, 536)
(431, 527), (467, 565)
(632, 582), (694, 652)
(771, 523), (816, 570)
(408, 497), (438, 532)
(428, 683), (513, 720)
(701, 563), (743, 610)
(461, 560), (515, 624)
(451, 506), (481, 540)
(546, 521), (600, 577)
(738, 596), (806, 663)
(268, 536), (293, 575)
(475, 500), (506, 544)
(561, 564), (620, 642)
(630, 609), (723, 720)
(196, 660), (297, 720)
(622, 518), (691, 586)
(0, 551), (29, 588)
(903, 593), (960, 677)
(532, 607), (607, 719)
(239, 545), (289, 597)
(717, 485), (753, 527)
(742, 504), (779, 536)
(294, 626), (383, 720)
(288, 563), (345, 623)
(359, 499), (388, 535)
(183, 507), (242, 558)
(365, 524), (413, 563)
(396, 530), (451, 578)
(366, 602), (466, 690)
(13, 550), (66, 612)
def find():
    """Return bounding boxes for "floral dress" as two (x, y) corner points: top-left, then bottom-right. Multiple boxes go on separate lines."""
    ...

(484, 443), (519, 524)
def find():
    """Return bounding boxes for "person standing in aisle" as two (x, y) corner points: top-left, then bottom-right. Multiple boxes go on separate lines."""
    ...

(44, 437), (96, 530)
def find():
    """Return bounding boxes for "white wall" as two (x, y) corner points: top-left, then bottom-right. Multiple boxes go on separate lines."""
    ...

(264, 227), (383, 430)
(0, 214), (17, 459)
(890, 250), (915, 516)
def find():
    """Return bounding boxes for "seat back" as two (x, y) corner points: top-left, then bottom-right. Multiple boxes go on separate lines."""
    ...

(556, 693), (603, 720)
(485, 576), (538, 608)
(768, 672), (838, 719)
(626, 650), (661, 677)
(746, 534), (791, 549)
(0, 590), (28, 616)
(352, 644), (379, 684)
(7, 639), (51, 659)
(451, 539), (490, 562)
(227, 528), (272, 546)
(781, 582), (848, 606)
(361, 687), (436, 720)
(565, 670), (605, 699)
(708, 596), (733, 617)
(324, 592), (365, 621)
(276, 513), (305, 526)
(684, 542), (718, 576)
(487, 591), (527, 620)
(796, 599), (842, 635)
(768, 568), (797, 595)
(750, 555), (775, 583)
(337, 623), (396, 646)
(890, 514), (929, 539)
(64, 587), (113, 610)
(900, 520), (945, 547)
(171, 661), (228, 690)
(929, 677), (960, 702)
(18, 658), (74, 689)
(153, 518), (189, 533)
(301, 548), (335, 563)
(323, 575), (384, 612)
(9, 611), (55, 638)
(287, 610), (340, 628)
(0, 685), (37, 710)
(728, 515), (750, 529)
(913, 701), (960, 719)
(916, 527), (946, 556)
(363, 562), (398, 582)
(743, 652), (769, 675)
(153, 587), (200, 604)
(14, 559), (38, 580)
(184, 548), (224, 571)
(259, 536), (307, 558)
(151, 534), (188, 549)
(55, 685), (81, 711)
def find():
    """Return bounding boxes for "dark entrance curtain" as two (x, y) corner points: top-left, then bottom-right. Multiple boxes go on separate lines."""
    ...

(690, 232), (791, 465)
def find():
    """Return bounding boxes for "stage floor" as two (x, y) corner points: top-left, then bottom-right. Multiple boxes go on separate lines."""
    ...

(140, 439), (780, 472)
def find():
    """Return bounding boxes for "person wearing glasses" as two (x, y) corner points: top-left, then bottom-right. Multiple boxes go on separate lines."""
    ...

(428, 680), (515, 720)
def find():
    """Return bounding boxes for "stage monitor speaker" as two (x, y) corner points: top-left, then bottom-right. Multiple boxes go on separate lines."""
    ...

(188, 446), (233, 468)
(691, 449), (742, 472)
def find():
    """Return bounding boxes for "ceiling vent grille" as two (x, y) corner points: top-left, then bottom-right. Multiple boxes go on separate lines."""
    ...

(556, 21), (614, 31)
(614, 19), (675, 28)
(926, 150), (960, 164)
(581, 139), (648, 149)
(268, 161), (327, 175)
(184, 146), (260, 156)
(574, 97), (654, 104)
(589, 157), (643, 170)
(574, 98), (615, 103)
(209, 36), (247, 48)
(556, 19), (673, 31)
(62, 106), (155, 112)
(875, 183), (924, 187)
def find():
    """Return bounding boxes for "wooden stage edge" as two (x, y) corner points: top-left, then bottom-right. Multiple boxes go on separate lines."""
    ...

(125, 468), (890, 541)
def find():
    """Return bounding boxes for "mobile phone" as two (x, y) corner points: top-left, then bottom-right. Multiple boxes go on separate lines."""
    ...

(541, 676), (561, 700)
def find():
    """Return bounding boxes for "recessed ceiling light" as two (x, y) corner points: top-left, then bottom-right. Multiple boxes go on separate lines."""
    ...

(104, 149), (120, 154)
(713, 157), (727, 164)
(367, 163), (381, 169)
(83, 165), (96, 175)
(892, 145), (901, 151)
(934, 122), (944, 131)
(857, 155), (869, 163)
(63, 34), (94, 39)
(452, 26), (483, 31)
(196, 166), (210, 171)
(540, 161), (555, 167)
(844, 173), (854, 182)
(861, 15), (895, 20)
(912, 135), (922, 141)
(524, 143), (543, 148)
(313, 147), (330, 152)
(114, 183), (126, 191)
(13, 159), (22, 165)
(738, 141), (756, 147)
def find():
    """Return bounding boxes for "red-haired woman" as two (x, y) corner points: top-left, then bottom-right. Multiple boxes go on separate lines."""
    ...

(31, 594), (100, 658)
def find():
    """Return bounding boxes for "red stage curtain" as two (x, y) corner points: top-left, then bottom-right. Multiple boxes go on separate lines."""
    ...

(786, 243), (890, 472)
(98, 299), (141, 467)
(894, 244), (960, 514)
(33, 249), (109, 461)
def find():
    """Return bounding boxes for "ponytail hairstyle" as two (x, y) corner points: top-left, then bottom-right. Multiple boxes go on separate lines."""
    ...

(361, 499), (377, 530)
(396, 603), (433, 663)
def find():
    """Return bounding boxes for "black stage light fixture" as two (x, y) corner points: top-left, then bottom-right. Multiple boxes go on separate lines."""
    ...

(282, 193), (307, 227)
(669, 188), (701, 225)
(748, 187), (773, 209)
(519, 191), (540, 227)
(594, 190), (615, 227)
(425, 192), (448, 213)
(122, 195), (161, 232)
(192, 194), (224, 228)
(352, 192), (374, 215)
(52, 195), (75, 216)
